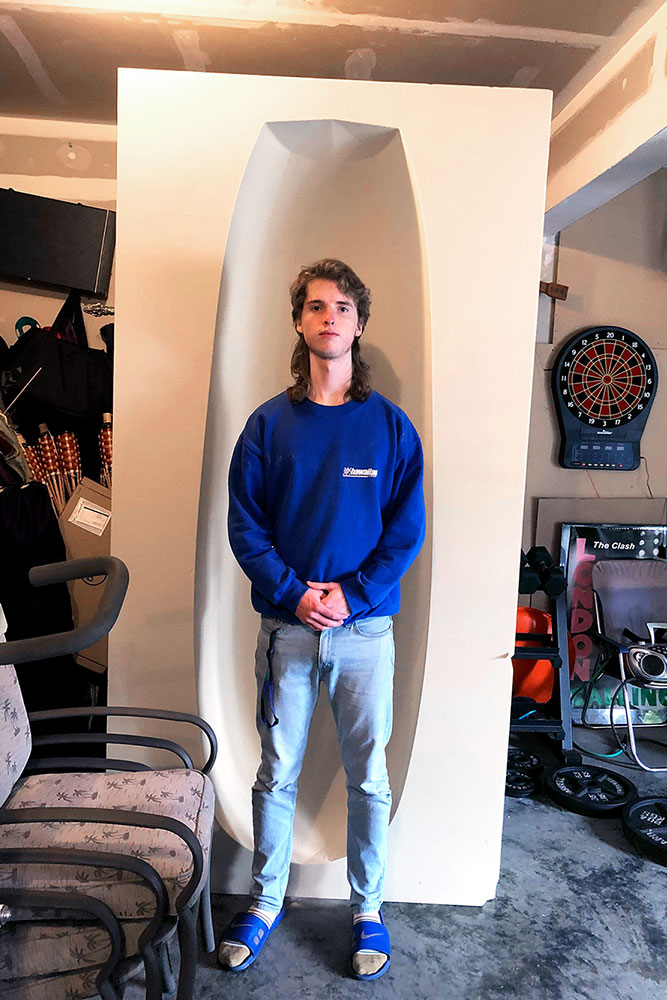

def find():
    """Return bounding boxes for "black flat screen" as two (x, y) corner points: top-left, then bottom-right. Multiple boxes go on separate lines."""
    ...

(0, 188), (115, 298)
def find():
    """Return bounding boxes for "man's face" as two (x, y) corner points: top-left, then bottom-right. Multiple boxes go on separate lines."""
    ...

(296, 278), (362, 362)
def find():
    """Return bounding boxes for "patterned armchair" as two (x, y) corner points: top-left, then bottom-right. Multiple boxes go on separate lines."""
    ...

(0, 557), (217, 1000)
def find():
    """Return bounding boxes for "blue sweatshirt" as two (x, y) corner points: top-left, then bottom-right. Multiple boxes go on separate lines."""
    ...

(228, 390), (425, 624)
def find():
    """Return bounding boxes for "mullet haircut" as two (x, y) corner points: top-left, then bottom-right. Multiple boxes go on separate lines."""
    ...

(287, 258), (372, 404)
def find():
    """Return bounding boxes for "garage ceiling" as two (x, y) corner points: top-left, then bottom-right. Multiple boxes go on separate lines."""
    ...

(0, 1), (663, 123)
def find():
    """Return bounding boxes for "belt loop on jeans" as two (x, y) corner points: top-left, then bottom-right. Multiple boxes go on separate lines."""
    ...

(261, 628), (280, 728)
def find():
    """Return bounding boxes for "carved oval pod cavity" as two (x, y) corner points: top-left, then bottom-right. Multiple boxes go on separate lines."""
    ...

(195, 119), (432, 864)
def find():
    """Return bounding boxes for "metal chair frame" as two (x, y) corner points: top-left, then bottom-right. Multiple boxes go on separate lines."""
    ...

(0, 556), (218, 999)
(587, 587), (667, 773)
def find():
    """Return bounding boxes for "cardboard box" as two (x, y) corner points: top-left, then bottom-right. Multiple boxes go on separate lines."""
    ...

(58, 477), (111, 674)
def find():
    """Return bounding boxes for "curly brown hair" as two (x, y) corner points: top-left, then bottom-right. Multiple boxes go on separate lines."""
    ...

(287, 259), (372, 403)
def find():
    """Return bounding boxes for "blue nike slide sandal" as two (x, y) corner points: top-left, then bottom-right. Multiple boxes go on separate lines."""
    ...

(350, 912), (391, 981)
(218, 907), (285, 971)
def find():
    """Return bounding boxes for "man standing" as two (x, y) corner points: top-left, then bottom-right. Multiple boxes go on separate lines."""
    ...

(220, 259), (425, 980)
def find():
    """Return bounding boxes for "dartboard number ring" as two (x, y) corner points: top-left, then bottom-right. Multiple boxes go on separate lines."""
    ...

(559, 330), (655, 427)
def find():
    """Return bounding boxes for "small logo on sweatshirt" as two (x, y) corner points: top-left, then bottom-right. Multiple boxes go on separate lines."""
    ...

(343, 467), (378, 478)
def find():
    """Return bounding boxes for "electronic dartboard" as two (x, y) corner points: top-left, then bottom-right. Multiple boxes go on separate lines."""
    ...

(552, 326), (658, 470)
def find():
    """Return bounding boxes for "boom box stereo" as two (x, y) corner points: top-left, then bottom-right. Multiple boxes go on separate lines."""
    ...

(624, 644), (667, 685)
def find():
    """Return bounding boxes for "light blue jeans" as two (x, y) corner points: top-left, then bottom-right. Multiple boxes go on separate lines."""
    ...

(251, 614), (395, 914)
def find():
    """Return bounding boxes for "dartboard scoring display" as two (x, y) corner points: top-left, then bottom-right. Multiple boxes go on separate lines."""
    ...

(552, 327), (658, 471)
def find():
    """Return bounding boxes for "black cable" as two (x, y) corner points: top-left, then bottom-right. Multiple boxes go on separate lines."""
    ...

(573, 653), (628, 741)
(575, 680), (641, 770)
(609, 678), (631, 754)
(573, 674), (667, 769)
(577, 679), (667, 770)
(570, 633), (667, 767)
(571, 741), (642, 770)
(572, 740), (626, 763)
(578, 660), (607, 728)
(580, 670), (598, 727)
(640, 455), (654, 499)
(570, 667), (638, 762)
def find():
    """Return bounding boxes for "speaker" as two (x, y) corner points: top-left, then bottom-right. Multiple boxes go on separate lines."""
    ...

(625, 645), (667, 685)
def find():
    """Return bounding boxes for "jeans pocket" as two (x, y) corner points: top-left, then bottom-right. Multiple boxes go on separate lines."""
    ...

(260, 616), (289, 636)
(352, 616), (393, 638)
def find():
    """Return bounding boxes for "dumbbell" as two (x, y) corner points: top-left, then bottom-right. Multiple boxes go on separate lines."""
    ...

(525, 546), (566, 598)
(518, 552), (541, 594)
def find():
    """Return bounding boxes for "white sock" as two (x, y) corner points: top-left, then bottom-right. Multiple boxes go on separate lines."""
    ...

(248, 905), (278, 928)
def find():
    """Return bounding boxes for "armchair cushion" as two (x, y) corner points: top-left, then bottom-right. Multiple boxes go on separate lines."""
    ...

(1, 964), (105, 1000)
(1, 768), (214, 917)
(0, 914), (148, 980)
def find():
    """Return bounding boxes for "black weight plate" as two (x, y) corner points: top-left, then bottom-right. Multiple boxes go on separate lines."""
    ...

(622, 798), (667, 867)
(545, 765), (637, 817)
(505, 769), (538, 798)
(508, 748), (544, 777)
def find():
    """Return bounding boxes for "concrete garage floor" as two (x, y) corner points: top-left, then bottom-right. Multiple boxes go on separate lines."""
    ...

(127, 732), (667, 1000)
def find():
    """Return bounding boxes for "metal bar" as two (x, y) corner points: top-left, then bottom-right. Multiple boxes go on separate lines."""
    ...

(512, 647), (562, 660)
(31, 732), (194, 768)
(620, 669), (667, 773)
(511, 720), (565, 736)
(24, 756), (153, 772)
(554, 581), (574, 753)
(28, 705), (217, 773)
(0, 557), (128, 664)
(199, 870), (215, 954)
(0, 887), (124, 1000)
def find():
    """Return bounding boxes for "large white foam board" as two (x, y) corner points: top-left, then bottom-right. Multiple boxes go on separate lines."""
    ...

(113, 70), (551, 905)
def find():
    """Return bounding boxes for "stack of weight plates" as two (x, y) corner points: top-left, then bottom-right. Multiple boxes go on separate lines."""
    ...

(505, 747), (544, 798)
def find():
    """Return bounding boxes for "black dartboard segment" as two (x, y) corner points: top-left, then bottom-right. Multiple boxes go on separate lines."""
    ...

(552, 327), (658, 470)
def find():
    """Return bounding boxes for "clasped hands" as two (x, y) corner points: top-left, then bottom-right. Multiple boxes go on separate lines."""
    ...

(295, 580), (351, 631)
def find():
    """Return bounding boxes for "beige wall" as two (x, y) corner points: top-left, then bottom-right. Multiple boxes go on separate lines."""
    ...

(553, 168), (667, 350)
(0, 116), (116, 352)
(523, 168), (667, 551)
(547, 2), (667, 215)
